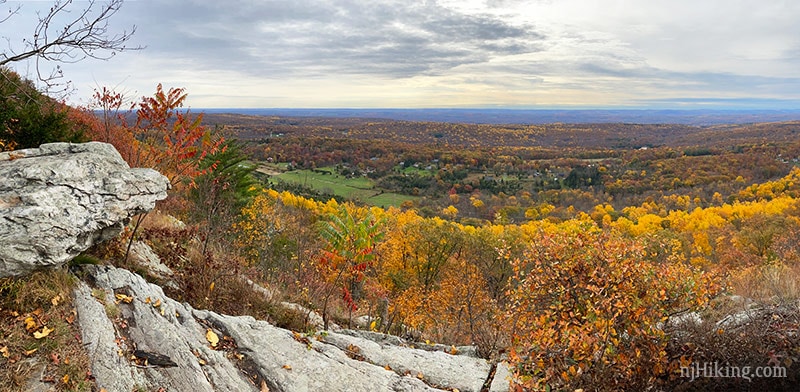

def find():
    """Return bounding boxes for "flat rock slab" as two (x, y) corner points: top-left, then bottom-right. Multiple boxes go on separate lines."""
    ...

(321, 330), (492, 391)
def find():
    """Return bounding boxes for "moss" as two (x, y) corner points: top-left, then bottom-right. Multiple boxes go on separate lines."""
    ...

(68, 254), (102, 266)
(104, 302), (120, 319)
(91, 288), (106, 302)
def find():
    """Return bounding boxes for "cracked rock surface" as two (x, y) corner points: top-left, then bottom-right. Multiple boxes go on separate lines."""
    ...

(0, 142), (169, 277)
(75, 265), (503, 392)
(320, 330), (491, 391)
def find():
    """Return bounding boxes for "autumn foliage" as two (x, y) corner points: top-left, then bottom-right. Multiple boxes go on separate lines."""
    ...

(225, 164), (800, 390)
(506, 227), (715, 390)
(134, 84), (224, 189)
(63, 86), (800, 390)
(317, 204), (384, 328)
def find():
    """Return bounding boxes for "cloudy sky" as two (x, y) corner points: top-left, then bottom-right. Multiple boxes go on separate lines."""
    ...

(3, 0), (800, 109)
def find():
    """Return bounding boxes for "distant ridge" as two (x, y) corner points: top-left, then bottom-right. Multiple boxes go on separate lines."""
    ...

(196, 108), (800, 125)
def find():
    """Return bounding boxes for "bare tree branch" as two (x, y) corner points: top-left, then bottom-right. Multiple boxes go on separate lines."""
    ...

(0, 0), (141, 94)
(0, 1), (20, 24)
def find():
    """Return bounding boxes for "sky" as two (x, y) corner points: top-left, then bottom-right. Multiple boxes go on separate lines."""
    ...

(2, 0), (800, 109)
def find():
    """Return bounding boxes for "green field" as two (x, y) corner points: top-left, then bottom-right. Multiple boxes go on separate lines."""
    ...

(368, 192), (418, 207)
(269, 166), (418, 208)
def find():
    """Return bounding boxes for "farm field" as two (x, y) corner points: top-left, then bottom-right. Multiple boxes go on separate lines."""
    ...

(263, 165), (419, 208)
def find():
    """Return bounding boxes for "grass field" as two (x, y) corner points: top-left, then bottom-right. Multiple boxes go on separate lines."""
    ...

(270, 166), (418, 208)
(368, 192), (418, 207)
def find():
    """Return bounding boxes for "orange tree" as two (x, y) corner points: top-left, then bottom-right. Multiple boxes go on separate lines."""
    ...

(506, 225), (714, 391)
(380, 215), (466, 335)
(134, 84), (224, 189)
(120, 84), (224, 259)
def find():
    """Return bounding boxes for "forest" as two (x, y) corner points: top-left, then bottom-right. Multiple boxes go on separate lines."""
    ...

(2, 75), (799, 391)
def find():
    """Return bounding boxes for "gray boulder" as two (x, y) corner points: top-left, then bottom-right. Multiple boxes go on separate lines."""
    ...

(489, 361), (512, 392)
(0, 142), (169, 277)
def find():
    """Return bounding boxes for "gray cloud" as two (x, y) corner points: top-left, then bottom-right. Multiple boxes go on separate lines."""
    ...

(576, 63), (800, 96)
(124, 0), (545, 79)
(6, 0), (799, 108)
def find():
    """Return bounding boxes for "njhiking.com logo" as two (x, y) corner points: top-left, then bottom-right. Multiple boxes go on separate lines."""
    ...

(681, 361), (787, 382)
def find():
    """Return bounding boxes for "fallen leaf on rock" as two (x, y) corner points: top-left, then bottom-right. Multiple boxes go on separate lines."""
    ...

(115, 293), (133, 304)
(206, 329), (219, 348)
(282, 364), (292, 370)
(291, 331), (311, 347)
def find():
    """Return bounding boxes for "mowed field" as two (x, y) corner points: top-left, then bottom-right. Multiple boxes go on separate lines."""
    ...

(260, 165), (418, 208)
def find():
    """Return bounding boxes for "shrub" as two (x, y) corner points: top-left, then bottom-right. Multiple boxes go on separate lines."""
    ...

(506, 229), (713, 391)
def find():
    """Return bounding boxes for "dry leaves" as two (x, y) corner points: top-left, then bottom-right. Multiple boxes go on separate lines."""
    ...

(206, 329), (219, 348)
(33, 326), (53, 339)
(115, 293), (133, 304)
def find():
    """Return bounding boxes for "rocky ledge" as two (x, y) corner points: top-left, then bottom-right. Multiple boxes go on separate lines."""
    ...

(0, 142), (169, 277)
(74, 265), (510, 392)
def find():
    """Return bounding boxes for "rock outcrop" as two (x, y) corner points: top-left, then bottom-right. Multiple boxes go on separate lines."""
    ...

(74, 265), (506, 392)
(0, 142), (169, 277)
(2, 142), (511, 391)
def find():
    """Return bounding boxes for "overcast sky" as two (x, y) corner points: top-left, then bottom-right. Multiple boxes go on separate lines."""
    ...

(3, 0), (800, 109)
